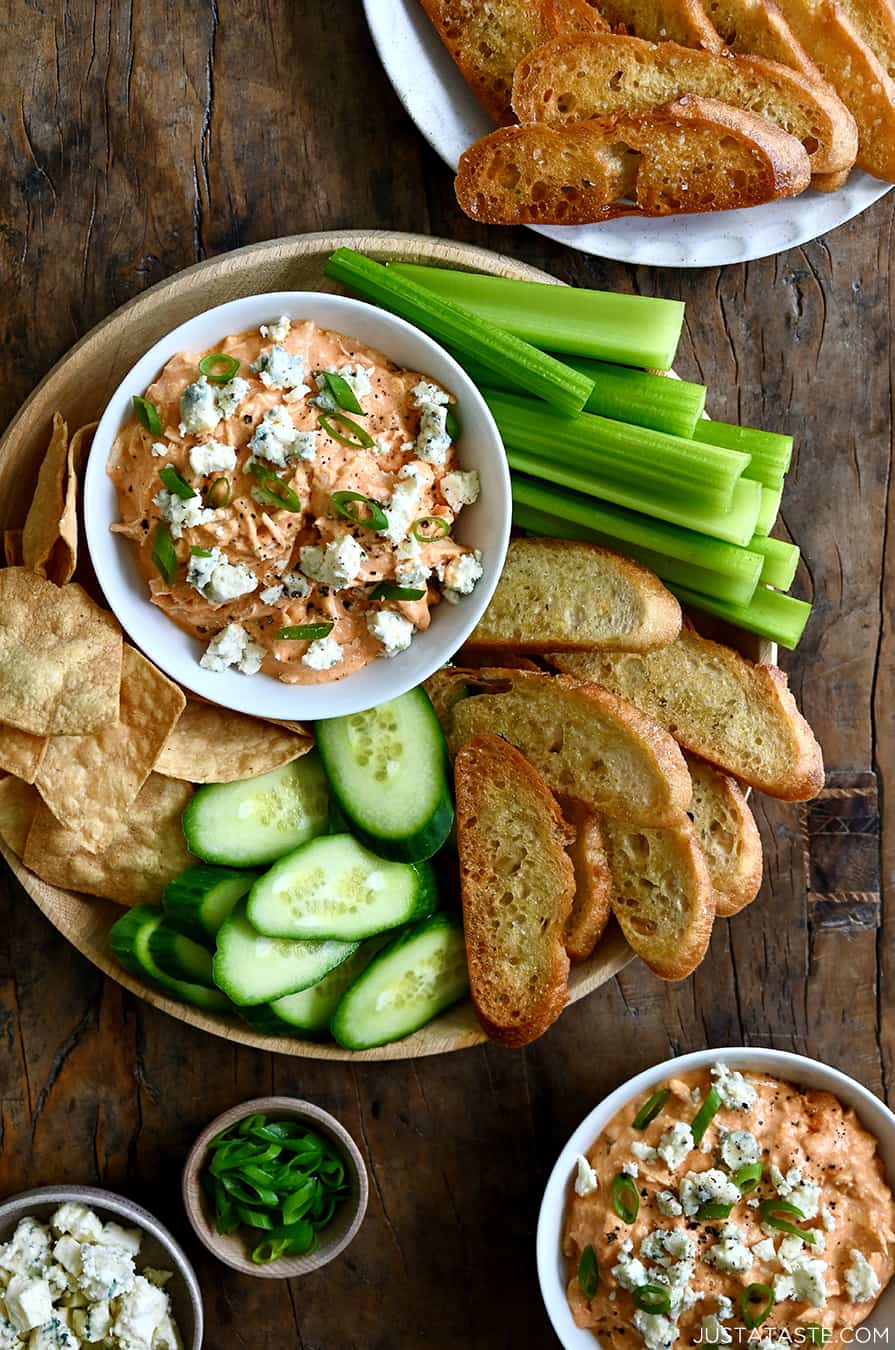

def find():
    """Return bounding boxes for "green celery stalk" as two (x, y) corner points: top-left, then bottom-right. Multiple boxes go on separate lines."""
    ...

(509, 449), (761, 547)
(485, 389), (747, 511)
(389, 263), (685, 370)
(668, 583), (811, 650)
(512, 499), (761, 607)
(324, 249), (593, 416)
(747, 535), (800, 590)
(753, 483), (784, 537)
(563, 356), (706, 439)
(693, 418), (793, 471)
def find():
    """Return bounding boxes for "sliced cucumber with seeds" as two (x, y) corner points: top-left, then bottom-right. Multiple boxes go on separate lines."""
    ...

(163, 865), (257, 945)
(316, 688), (453, 862)
(247, 834), (437, 941)
(239, 935), (390, 1036)
(148, 922), (216, 986)
(213, 903), (358, 1006)
(182, 754), (329, 868)
(331, 912), (469, 1050)
(110, 907), (230, 1012)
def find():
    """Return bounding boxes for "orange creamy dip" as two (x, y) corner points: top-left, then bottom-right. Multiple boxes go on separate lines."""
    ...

(564, 1065), (895, 1348)
(108, 317), (483, 684)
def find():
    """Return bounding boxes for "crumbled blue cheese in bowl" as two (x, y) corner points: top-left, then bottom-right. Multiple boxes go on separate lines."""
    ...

(0, 1202), (183, 1349)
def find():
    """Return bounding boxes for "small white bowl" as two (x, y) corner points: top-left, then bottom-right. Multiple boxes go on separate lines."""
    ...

(84, 290), (510, 721)
(536, 1047), (895, 1349)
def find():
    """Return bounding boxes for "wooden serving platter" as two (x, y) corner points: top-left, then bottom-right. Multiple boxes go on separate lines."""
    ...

(0, 229), (638, 1061)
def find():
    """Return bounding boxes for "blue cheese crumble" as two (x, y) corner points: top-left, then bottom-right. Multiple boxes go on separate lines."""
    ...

(845, 1249), (880, 1302)
(302, 634), (343, 671)
(573, 1155), (598, 1197)
(251, 345), (309, 393)
(186, 547), (257, 605)
(200, 622), (265, 675)
(366, 611), (414, 658)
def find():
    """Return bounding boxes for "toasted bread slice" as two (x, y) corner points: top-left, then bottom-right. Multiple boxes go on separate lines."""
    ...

(454, 650), (543, 671)
(833, 0), (895, 83)
(455, 735), (575, 1046)
(424, 667), (479, 725)
(699, 0), (816, 71)
(456, 96), (811, 223)
(603, 816), (716, 979)
(772, 0), (895, 180)
(417, 0), (607, 122)
(593, 0), (724, 48)
(512, 33), (857, 175)
(559, 798), (614, 961)
(443, 669), (692, 827)
(687, 754), (763, 916)
(466, 538), (681, 654)
(548, 629), (824, 801)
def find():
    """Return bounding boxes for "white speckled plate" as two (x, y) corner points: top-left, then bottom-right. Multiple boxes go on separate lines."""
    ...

(364, 0), (892, 267)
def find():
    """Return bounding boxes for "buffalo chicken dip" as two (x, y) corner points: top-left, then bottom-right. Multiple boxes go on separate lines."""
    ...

(109, 316), (483, 684)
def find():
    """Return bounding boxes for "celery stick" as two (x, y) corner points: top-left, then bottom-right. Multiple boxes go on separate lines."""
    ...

(748, 535), (800, 590)
(563, 356), (706, 438)
(486, 389), (747, 510)
(694, 422), (785, 489)
(668, 584), (811, 650)
(508, 448), (762, 546)
(512, 500), (761, 607)
(753, 483), (784, 537)
(390, 263), (685, 370)
(324, 249), (593, 416)
(693, 418), (793, 470)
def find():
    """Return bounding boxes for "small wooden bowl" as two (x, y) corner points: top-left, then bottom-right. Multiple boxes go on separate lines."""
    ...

(182, 1096), (368, 1279)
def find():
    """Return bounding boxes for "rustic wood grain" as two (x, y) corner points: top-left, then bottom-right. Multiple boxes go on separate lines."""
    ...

(1, 1), (892, 1347)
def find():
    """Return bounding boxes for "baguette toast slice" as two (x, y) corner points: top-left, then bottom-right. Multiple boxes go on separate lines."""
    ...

(417, 0), (607, 122)
(699, 0), (816, 73)
(466, 537), (681, 654)
(602, 816), (716, 979)
(559, 797), (614, 961)
(455, 734), (575, 1046)
(687, 754), (763, 916)
(592, 0), (723, 48)
(547, 629), (824, 800)
(772, 0), (895, 181)
(456, 97), (811, 224)
(442, 669), (693, 827)
(512, 33), (857, 176)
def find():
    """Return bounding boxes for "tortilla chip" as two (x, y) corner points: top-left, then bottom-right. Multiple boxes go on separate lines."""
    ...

(54, 422), (96, 585)
(22, 413), (69, 577)
(265, 717), (313, 738)
(34, 646), (186, 852)
(3, 530), (23, 566)
(23, 773), (194, 905)
(0, 725), (48, 783)
(0, 776), (41, 856)
(0, 570), (122, 735)
(156, 699), (312, 782)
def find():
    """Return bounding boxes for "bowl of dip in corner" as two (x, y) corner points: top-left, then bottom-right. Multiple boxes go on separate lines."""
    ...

(0, 1184), (203, 1350)
(83, 289), (511, 722)
(536, 1047), (895, 1349)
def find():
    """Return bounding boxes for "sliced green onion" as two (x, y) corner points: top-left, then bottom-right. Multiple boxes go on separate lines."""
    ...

(741, 1282), (775, 1329)
(190, 546), (213, 558)
(198, 352), (241, 384)
(370, 582), (427, 601)
(151, 523), (177, 585)
(133, 395), (162, 435)
(733, 1162), (764, 1194)
(159, 464), (197, 501)
(666, 582), (812, 651)
(578, 1245), (599, 1299)
(207, 476), (231, 508)
(319, 411), (375, 449)
(696, 1201), (734, 1221)
(611, 1173), (639, 1224)
(331, 490), (387, 531)
(321, 370), (364, 415)
(325, 248), (594, 416)
(411, 516), (450, 542)
(690, 1086), (722, 1145)
(631, 1285), (671, 1315)
(445, 407), (461, 441)
(249, 461), (303, 513)
(389, 262), (685, 371)
(759, 1198), (820, 1244)
(632, 1088), (670, 1131)
(275, 624), (334, 641)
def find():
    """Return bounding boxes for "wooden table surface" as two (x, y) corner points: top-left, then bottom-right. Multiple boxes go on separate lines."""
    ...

(1, 2), (891, 1346)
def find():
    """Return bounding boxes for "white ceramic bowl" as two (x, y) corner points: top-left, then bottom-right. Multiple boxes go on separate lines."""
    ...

(536, 1047), (895, 1348)
(0, 1184), (202, 1349)
(84, 290), (511, 721)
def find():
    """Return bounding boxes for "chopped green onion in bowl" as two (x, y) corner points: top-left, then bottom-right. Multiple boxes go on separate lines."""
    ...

(198, 352), (241, 383)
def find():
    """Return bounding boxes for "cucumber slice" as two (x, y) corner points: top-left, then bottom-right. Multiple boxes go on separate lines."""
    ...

(163, 865), (256, 944)
(247, 834), (437, 941)
(182, 754), (329, 867)
(148, 922), (216, 986)
(213, 903), (358, 1006)
(316, 688), (453, 862)
(331, 913), (469, 1050)
(109, 907), (230, 1012)
(240, 935), (390, 1036)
